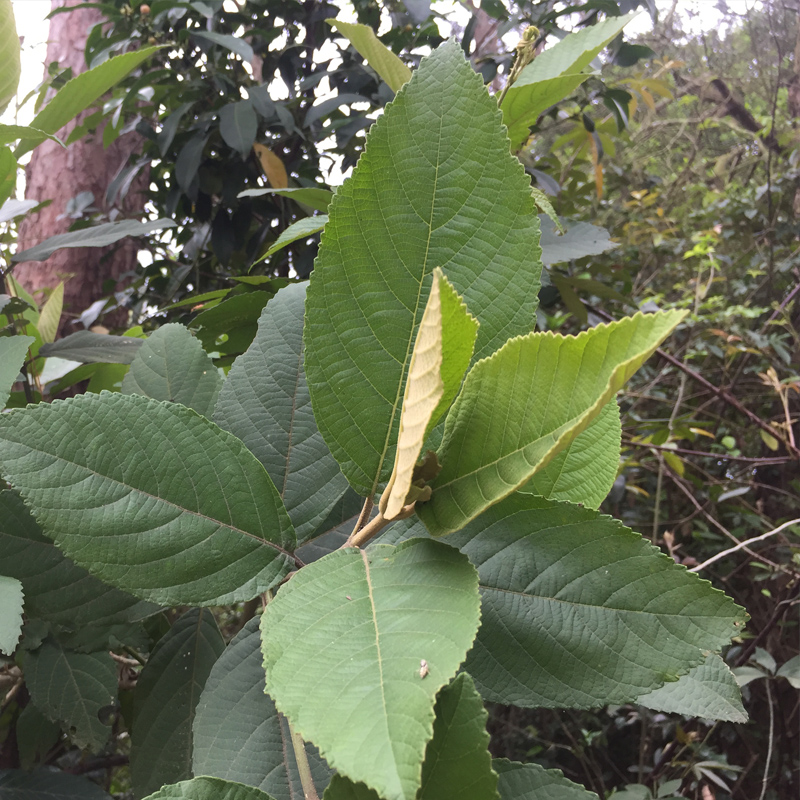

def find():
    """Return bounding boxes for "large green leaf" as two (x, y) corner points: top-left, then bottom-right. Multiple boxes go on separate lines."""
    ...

(501, 14), (635, 149)
(493, 760), (595, 800)
(24, 639), (117, 750)
(0, 769), (112, 800)
(305, 40), (543, 497)
(131, 609), (225, 799)
(0, 392), (296, 606)
(193, 618), (332, 799)
(0, 575), (23, 655)
(521, 399), (621, 510)
(0, 0), (20, 116)
(329, 21), (412, 92)
(0, 335), (34, 409)
(637, 653), (747, 723)
(215, 283), (349, 544)
(261, 538), (481, 800)
(0, 489), (157, 628)
(220, 100), (258, 159)
(12, 218), (176, 263)
(420, 311), (685, 535)
(142, 777), (276, 800)
(14, 47), (163, 157)
(445, 495), (746, 708)
(122, 324), (222, 417)
(324, 673), (497, 800)
(257, 216), (327, 263)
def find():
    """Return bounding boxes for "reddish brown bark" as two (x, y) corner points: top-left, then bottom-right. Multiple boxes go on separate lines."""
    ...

(14, 0), (147, 332)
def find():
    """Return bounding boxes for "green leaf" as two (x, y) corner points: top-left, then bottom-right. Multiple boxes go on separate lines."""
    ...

(0, 145), (16, 208)
(0, 575), (23, 655)
(37, 283), (64, 344)
(0, 489), (157, 628)
(501, 14), (635, 149)
(191, 31), (255, 62)
(39, 330), (144, 363)
(24, 639), (117, 750)
(191, 292), (271, 356)
(777, 654), (800, 689)
(0, 769), (112, 800)
(324, 673), (496, 800)
(445, 495), (746, 708)
(539, 217), (619, 265)
(15, 47), (163, 157)
(122, 324), (222, 417)
(0, 124), (64, 148)
(493, 759), (595, 800)
(16, 703), (62, 768)
(261, 538), (481, 800)
(214, 283), (349, 544)
(131, 609), (225, 798)
(193, 618), (332, 799)
(0, 0), (20, 116)
(294, 488), (364, 564)
(0, 335), (34, 409)
(258, 215), (327, 263)
(220, 100), (258, 159)
(521, 399), (621, 510)
(0, 392), (296, 606)
(143, 777), (277, 800)
(328, 20), (412, 92)
(238, 186), (333, 213)
(637, 653), (747, 723)
(420, 310), (685, 535)
(12, 218), (176, 262)
(305, 41), (543, 496)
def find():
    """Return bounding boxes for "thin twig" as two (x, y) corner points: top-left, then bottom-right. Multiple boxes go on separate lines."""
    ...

(622, 439), (793, 465)
(689, 518), (800, 573)
(288, 720), (320, 800)
(758, 680), (774, 800)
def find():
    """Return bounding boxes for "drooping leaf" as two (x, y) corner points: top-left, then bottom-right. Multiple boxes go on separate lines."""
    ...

(0, 0), (20, 116)
(39, 330), (144, 363)
(303, 93), (372, 128)
(0, 489), (157, 628)
(0, 335), (34, 409)
(220, 101), (258, 160)
(191, 31), (255, 62)
(253, 144), (289, 189)
(14, 47), (163, 157)
(131, 609), (225, 799)
(122, 324), (222, 417)
(637, 653), (747, 723)
(24, 639), (117, 750)
(443, 494), (746, 708)
(493, 759), (595, 800)
(0, 393), (296, 606)
(0, 575), (23, 655)
(305, 41), (543, 496)
(214, 283), (349, 543)
(257, 216), (327, 263)
(420, 311), (685, 535)
(539, 216), (618, 265)
(0, 124), (63, 148)
(193, 618), (332, 799)
(261, 538), (481, 800)
(328, 21), (412, 92)
(36, 283), (64, 344)
(500, 15), (635, 149)
(0, 769), (112, 800)
(521, 398), (621, 509)
(381, 268), (477, 519)
(12, 218), (176, 263)
(238, 186), (332, 212)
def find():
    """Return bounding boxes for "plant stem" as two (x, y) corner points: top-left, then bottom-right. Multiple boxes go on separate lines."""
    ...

(351, 496), (374, 538)
(288, 720), (319, 800)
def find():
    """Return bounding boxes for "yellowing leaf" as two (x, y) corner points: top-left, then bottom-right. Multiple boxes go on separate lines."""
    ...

(760, 429), (779, 451)
(254, 144), (288, 189)
(37, 282), (64, 344)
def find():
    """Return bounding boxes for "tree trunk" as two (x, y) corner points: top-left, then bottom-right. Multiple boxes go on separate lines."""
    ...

(14, 0), (147, 333)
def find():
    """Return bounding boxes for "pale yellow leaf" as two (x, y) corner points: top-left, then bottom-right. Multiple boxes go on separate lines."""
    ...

(253, 143), (288, 189)
(37, 282), (63, 344)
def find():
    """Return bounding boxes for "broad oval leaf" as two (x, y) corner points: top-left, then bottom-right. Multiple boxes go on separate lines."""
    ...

(24, 639), (117, 750)
(220, 101), (258, 160)
(420, 310), (685, 535)
(0, 575), (23, 655)
(0, 392), (296, 606)
(122, 323), (222, 417)
(0, 769), (112, 800)
(637, 653), (747, 723)
(0, 335), (34, 409)
(493, 759), (595, 800)
(305, 40), (543, 496)
(261, 538), (481, 800)
(142, 776), (276, 800)
(215, 283), (349, 544)
(131, 609), (225, 799)
(193, 618), (332, 799)
(447, 494), (746, 708)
